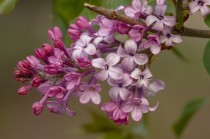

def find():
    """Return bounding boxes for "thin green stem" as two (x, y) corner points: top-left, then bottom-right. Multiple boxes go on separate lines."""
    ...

(176, 0), (184, 31)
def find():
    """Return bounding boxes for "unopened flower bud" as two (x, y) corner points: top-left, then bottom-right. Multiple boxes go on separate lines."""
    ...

(18, 85), (32, 95)
(76, 16), (89, 29)
(48, 26), (62, 41)
(117, 22), (130, 34)
(42, 43), (53, 56)
(32, 102), (44, 116)
(34, 48), (46, 59)
(31, 77), (44, 87)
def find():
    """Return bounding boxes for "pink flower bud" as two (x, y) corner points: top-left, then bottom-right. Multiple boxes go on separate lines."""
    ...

(48, 26), (62, 41)
(42, 43), (53, 55)
(117, 22), (130, 34)
(77, 57), (91, 68)
(32, 102), (44, 116)
(18, 85), (32, 95)
(17, 60), (31, 69)
(31, 77), (44, 87)
(34, 48), (46, 59)
(76, 16), (89, 29)
(44, 65), (62, 75)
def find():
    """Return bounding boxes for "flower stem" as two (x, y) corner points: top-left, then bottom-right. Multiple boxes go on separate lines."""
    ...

(176, 0), (184, 31)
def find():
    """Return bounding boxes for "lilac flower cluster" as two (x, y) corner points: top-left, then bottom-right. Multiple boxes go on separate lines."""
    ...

(14, 0), (181, 125)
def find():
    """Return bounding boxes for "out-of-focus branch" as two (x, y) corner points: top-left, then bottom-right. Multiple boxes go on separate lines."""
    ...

(84, 3), (210, 39)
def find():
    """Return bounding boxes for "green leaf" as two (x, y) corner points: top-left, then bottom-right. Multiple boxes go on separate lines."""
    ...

(0, 0), (19, 15)
(52, 0), (89, 34)
(80, 0), (102, 20)
(204, 14), (210, 28)
(173, 98), (208, 138)
(171, 47), (189, 62)
(82, 110), (121, 134)
(101, 0), (130, 9)
(203, 40), (210, 75)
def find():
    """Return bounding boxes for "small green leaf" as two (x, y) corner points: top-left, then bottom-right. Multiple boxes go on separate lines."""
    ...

(204, 14), (210, 28)
(171, 47), (189, 62)
(203, 40), (210, 75)
(102, 0), (130, 9)
(0, 0), (19, 15)
(52, 0), (89, 34)
(173, 98), (208, 138)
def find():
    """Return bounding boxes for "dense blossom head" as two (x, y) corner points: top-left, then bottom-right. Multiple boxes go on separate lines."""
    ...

(13, 0), (184, 125)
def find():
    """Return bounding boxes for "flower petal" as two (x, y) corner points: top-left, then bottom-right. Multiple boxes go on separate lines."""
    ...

(124, 7), (137, 17)
(146, 15), (159, 26)
(133, 54), (148, 65)
(124, 39), (137, 54)
(131, 106), (143, 121)
(130, 68), (141, 79)
(119, 88), (130, 100)
(117, 46), (128, 57)
(79, 91), (91, 104)
(84, 43), (96, 55)
(108, 67), (123, 80)
(106, 53), (120, 66)
(91, 58), (105, 69)
(109, 87), (120, 99)
(107, 77), (118, 86)
(95, 70), (109, 81)
(121, 56), (135, 71)
(91, 91), (101, 104)
(150, 43), (161, 54)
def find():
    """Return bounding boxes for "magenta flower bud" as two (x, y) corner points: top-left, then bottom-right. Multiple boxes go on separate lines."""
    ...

(31, 77), (44, 87)
(34, 48), (46, 59)
(69, 23), (80, 30)
(77, 57), (91, 68)
(18, 85), (32, 95)
(117, 22), (130, 34)
(48, 26), (62, 41)
(54, 39), (65, 49)
(32, 102), (44, 116)
(42, 43), (53, 55)
(68, 29), (81, 41)
(17, 60), (31, 69)
(44, 65), (62, 75)
(48, 86), (66, 99)
(76, 16), (89, 29)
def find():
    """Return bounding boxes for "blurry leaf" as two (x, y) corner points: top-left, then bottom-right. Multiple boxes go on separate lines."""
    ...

(103, 132), (133, 139)
(82, 110), (121, 134)
(204, 14), (210, 28)
(173, 98), (208, 138)
(171, 47), (189, 62)
(52, 0), (89, 34)
(81, 0), (102, 20)
(203, 40), (210, 75)
(0, 0), (19, 15)
(102, 0), (130, 9)
(132, 114), (149, 139)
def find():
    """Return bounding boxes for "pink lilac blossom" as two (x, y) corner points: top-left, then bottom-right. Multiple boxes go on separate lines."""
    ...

(14, 0), (182, 125)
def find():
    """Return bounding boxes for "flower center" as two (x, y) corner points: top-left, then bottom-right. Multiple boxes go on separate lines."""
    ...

(105, 65), (109, 70)
(118, 83), (123, 87)
(140, 75), (144, 79)
(166, 33), (171, 38)
(198, 1), (204, 6)
(129, 53), (135, 56)
(89, 87), (95, 91)
(134, 102), (140, 106)
(158, 16), (164, 20)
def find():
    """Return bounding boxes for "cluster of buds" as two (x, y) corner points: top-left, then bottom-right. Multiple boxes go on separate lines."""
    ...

(14, 0), (183, 125)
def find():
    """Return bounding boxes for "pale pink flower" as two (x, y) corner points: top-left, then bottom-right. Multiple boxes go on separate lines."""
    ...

(92, 53), (123, 80)
(189, 0), (210, 16)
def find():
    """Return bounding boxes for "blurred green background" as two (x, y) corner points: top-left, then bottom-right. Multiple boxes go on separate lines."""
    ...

(0, 0), (210, 139)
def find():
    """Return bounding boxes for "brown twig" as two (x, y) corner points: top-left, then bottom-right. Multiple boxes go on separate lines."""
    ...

(84, 3), (210, 39)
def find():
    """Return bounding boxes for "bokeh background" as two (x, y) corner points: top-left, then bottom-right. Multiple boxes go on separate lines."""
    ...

(0, 0), (210, 139)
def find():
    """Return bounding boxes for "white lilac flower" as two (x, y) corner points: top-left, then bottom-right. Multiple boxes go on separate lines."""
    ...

(189, 0), (210, 16)
(117, 39), (148, 71)
(130, 68), (152, 87)
(92, 53), (123, 80)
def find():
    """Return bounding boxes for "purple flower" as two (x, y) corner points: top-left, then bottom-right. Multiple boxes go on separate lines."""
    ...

(48, 86), (66, 99)
(130, 68), (152, 87)
(124, 0), (153, 18)
(107, 73), (133, 100)
(101, 101), (129, 125)
(79, 83), (101, 104)
(48, 48), (66, 66)
(122, 98), (158, 121)
(189, 0), (210, 16)
(146, 3), (176, 31)
(144, 80), (165, 97)
(160, 27), (182, 46)
(118, 39), (148, 71)
(64, 72), (82, 90)
(73, 33), (96, 59)
(143, 34), (161, 54)
(97, 16), (116, 36)
(128, 25), (146, 42)
(92, 53), (123, 80)
(48, 26), (62, 41)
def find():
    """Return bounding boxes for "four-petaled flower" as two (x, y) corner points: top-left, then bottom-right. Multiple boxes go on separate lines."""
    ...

(189, 0), (210, 16)
(92, 53), (123, 80)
